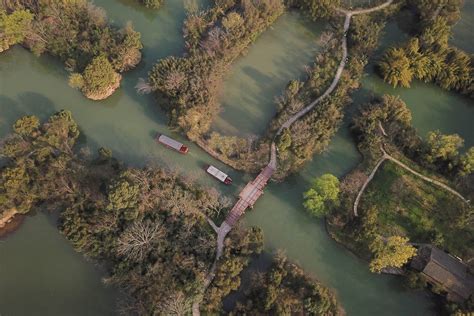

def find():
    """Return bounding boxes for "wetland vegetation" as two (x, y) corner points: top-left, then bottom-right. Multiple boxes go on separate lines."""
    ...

(1, 0), (473, 315)
(1, 0), (142, 99)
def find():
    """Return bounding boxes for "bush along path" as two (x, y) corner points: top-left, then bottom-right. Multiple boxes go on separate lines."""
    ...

(193, 1), (396, 314)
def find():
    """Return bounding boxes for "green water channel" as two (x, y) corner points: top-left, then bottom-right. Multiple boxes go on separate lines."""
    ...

(452, 0), (474, 54)
(352, 19), (474, 148)
(212, 12), (325, 136)
(0, 1), (472, 315)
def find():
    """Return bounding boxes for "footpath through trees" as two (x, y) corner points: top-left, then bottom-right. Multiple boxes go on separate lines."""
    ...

(193, 1), (395, 314)
(353, 124), (470, 217)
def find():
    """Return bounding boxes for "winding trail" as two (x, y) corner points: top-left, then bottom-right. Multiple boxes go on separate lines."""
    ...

(353, 153), (389, 216)
(383, 148), (469, 204)
(353, 145), (470, 217)
(277, 0), (394, 135)
(193, 2), (394, 314)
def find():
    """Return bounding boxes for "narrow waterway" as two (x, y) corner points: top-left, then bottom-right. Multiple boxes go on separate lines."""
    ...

(0, 1), (472, 315)
(352, 18), (474, 148)
(451, 0), (474, 54)
(212, 12), (325, 136)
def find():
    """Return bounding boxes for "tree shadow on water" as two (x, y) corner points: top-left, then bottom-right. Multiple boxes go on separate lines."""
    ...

(16, 92), (57, 120)
(0, 95), (23, 135)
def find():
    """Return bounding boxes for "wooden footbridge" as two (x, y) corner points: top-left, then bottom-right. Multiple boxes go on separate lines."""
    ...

(224, 143), (277, 227)
(194, 2), (395, 313)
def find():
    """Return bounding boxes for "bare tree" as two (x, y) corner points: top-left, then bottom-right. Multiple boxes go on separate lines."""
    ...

(340, 170), (368, 195)
(117, 220), (165, 261)
(318, 31), (334, 47)
(199, 26), (223, 57)
(157, 291), (193, 316)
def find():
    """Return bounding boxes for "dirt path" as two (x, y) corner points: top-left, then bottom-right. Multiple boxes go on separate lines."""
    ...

(353, 146), (470, 216)
(382, 148), (469, 204)
(353, 154), (389, 216)
(193, 2), (394, 314)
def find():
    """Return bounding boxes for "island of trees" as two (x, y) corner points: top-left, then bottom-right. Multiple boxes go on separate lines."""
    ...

(143, 0), (398, 179)
(377, 0), (472, 97)
(0, 0), (143, 100)
(302, 95), (473, 313)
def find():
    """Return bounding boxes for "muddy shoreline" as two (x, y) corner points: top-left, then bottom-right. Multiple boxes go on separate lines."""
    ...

(0, 214), (25, 239)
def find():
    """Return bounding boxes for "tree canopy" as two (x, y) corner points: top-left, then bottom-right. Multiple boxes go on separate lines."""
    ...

(0, 9), (33, 52)
(426, 130), (464, 163)
(377, 3), (473, 97)
(369, 236), (417, 273)
(303, 174), (340, 217)
(79, 55), (120, 99)
(378, 47), (413, 88)
(233, 253), (342, 315)
(2, 0), (142, 99)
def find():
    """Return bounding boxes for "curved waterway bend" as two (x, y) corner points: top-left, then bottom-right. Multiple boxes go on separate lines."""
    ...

(0, 1), (464, 315)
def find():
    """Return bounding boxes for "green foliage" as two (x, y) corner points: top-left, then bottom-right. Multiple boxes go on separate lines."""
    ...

(0, 110), (80, 214)
(378, 2), (473, 97)
(0, 165), (32, 213)
(378, 47), (413, 88)
(0, 9), (33, 52)
(233, 253), (342, 315)
(68, 73), (85, 89)
(106, 173), (140, 220)
(202, 226), (264, 312)
(303, 174), (340, 217)
(222, 12), (244, 33)
(459, 147), (474, 176)
(98, 147), (113, 160)
(420, 16), (451, 47)
(81, 55), (119, 96)
(2, 1), (142, 98)
(12, 115), (39, 137)
(276, 128), (292, 152)
(405, 271), (427, 289)
(412, 0), (463, 25)
(369, 235), (417, 273)
(426, 130), (463, 164)
(296, 0), (341, 20)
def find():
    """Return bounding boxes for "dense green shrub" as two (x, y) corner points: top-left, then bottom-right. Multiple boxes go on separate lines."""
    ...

(0, 9), (33, 52)
(292, 0), (341, 19)
(377, 2), (473, 97)
(80, 55), (120, 99)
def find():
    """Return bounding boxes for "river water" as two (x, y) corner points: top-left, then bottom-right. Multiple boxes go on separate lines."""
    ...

(0, 1), (472, 315)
